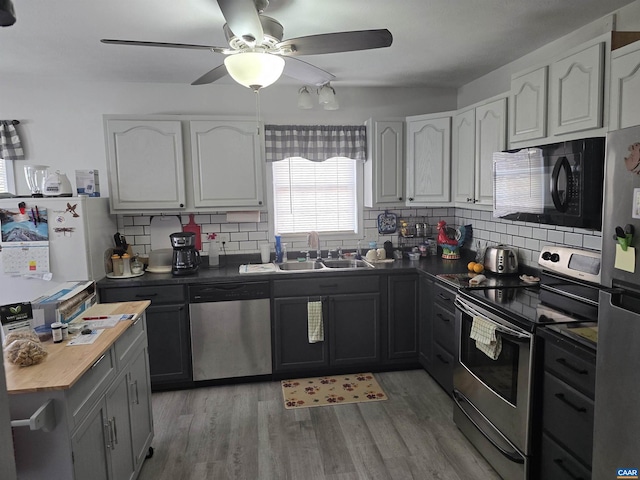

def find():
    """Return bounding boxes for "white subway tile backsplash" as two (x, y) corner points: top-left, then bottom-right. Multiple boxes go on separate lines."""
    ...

(547, 230), (564, 243)
(518, 226), (533, 238)
(564, 232), (583, 247)
(583, 235), (602, 251)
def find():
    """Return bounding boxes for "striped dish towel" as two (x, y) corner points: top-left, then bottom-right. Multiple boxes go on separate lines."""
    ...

(307, 301), (324, 343)
(470, 316), (502, 360)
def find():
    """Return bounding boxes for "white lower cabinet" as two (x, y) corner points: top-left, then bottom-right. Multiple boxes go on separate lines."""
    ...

(405, 113), (452, 205)
(10, 315), (153, 480)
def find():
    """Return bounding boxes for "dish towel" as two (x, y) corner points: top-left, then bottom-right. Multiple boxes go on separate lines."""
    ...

(307, 301), (324, 343)
(0, 121), (24, 160)
(470, 316), (502, 360)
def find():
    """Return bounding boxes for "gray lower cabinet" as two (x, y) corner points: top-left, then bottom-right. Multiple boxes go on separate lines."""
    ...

(418, 273), (434, 370)
(536, 328), (596, 478)
(272, 276), (380, 374)
(99, 285), (191, 388)
(421, 279), (457, 394)
(386, 273), (418, 362)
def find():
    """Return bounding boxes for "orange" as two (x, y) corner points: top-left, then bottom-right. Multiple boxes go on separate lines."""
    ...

(473, 263), (485, 273)
(467, 261), (476, 271)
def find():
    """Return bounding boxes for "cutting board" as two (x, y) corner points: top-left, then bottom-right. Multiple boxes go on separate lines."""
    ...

(183, 214), (202, 251)
(149, 215), (182, 251)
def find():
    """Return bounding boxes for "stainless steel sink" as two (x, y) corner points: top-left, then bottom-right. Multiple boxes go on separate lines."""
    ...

(275, 258), (375, 272)
(321, 259), (375, 269)
(276, 261), (325, 271)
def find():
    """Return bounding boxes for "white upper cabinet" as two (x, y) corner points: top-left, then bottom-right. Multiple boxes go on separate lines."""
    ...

(475, 98), (507, 206)
(610, 40), (640, 130)
(105, 119), (186, 212)
(405, 113), (451, 205)
(364, 119), (405, 207)
(549, 42), (604, 136)
(510, 66), (547, 143)
(453, 108), (476, 204)
(190, 120), (264, 209)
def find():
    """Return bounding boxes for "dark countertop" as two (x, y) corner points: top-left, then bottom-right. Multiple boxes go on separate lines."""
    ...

(97, 250), (478, 289)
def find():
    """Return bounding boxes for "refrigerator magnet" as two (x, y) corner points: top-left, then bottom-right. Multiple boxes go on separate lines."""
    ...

(633, 188), (640, 219)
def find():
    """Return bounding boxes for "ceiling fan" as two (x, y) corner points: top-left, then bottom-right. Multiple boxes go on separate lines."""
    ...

(101, 0), (393, 90)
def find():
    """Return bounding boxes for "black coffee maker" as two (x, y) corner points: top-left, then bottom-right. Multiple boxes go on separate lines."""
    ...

(170, 232), (200, 276)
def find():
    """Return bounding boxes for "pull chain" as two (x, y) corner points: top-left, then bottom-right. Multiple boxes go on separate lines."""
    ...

(255, 89), (261, 135)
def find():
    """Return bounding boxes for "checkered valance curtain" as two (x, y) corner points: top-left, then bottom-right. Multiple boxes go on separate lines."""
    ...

(264, 125), (366, 162)
(0, 121), (24, 160)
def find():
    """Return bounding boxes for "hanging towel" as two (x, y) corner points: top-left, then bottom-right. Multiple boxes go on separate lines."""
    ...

(307, 301), (324, 343)
(0, 121), (24, 160)
(470, 316), (502, 360)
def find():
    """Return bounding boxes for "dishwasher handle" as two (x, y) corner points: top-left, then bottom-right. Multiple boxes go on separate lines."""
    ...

(189, 282), (270, 302)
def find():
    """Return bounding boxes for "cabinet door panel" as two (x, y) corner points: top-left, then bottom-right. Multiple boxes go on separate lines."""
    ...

(453, 109), (475, 204)
(376, 121), (405, 204)
(105, 119), (185, 211)
(610, 44), (640, 130)
(330, 293), (380, 365)
(190, 120), (264, 208)
(387, 275), (418, 360)
(510, 66), (547, 143)
(418, 274), (434, 370)
(106, 373), (135, 480)
(550, 42), (604, 135)
(146, 304), (191, 386)
(72, 399), (110, 480)
(406, 115), (451, 204)
(475, 98), (506, 205)
(273, 297), (329, 372)
(129, 346), (154, 469)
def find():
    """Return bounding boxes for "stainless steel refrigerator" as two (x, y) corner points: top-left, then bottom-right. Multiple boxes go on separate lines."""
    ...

(594, 125), (640, 478)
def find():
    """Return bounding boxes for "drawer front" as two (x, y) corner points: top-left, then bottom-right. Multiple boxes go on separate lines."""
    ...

(433, 302), (455, 354)
(114, 314), (147, 372)
(540, 433), (591, 480)
(66, 348), (115, 429)
(543, 372), (594, 466)
(433, 282), (456, 312)
(431, 342), (454, 394)
(544, 339), (596, 397)
(100, 285), (186, 304)
(273, 275), (379, 297)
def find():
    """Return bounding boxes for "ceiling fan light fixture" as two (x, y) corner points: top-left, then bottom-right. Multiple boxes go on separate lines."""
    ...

(297, 86), (314, 109)
(0, 0), (16, 27)
(318, 83), (336, 105)
(224, 51), (285, 91)
(323, 95), (339, 110)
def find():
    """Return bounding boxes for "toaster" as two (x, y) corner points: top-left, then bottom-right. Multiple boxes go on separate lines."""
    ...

(483, 245), (519, 274)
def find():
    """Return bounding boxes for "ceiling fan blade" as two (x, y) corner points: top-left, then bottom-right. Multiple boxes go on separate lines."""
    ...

(278, 29), (392, 56)
(282, 57), (335, 86)
(217, 0), (264, 44)
(191, 64), (228, 85)
(101, 39), (226, 53)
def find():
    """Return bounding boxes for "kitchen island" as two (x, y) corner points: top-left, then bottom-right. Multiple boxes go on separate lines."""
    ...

(6, 301), (153, 480)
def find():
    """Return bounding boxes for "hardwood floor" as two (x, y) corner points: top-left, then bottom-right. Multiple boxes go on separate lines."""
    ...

(138, 369), (500, 480)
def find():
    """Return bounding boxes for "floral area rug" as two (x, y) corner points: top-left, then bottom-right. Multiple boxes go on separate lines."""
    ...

(281, 373), (388, 409)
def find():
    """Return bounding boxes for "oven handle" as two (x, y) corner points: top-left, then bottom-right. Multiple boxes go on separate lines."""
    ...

(453, 390), (525, 464)
(454, 297), (531, 342)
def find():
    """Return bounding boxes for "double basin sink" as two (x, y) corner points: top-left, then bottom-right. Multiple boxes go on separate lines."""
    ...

(277, 258), (375, 272)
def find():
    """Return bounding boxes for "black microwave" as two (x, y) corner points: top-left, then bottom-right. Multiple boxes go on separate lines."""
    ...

(492, 137), (605, 230)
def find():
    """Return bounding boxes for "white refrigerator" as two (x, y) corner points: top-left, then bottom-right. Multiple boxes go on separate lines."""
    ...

(0, 196), (116, 305)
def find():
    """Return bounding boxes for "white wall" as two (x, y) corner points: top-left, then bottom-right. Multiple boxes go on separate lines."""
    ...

(457, 0), (640, 108)
(0, 80), (456, 196)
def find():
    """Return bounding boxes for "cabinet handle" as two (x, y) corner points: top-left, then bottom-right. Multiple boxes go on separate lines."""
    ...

(258, 201), (263, 205)
(179, 203), (184, 208)
(554, 393), (587, 413)
(112, 416), (118, 446)
(104, 419), (113, 450)
(136, 293), (158, 298)
(436, 354), (449, 364)
(553, 458), (584, 480)
(319, 284), (339, 288)
(436, 313), (450, 322)
(134, 380), (140, 405)
(555, 357), (588, 375)
(467, 197), (472, 202)
(91, 354), (106, 370)
(398, 197), (403, 200)
(437, 293), (451, 302)
(408, 197), (414, 201)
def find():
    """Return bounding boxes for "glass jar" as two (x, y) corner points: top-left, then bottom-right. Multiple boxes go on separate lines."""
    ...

(131, 254), (143, 274)
(111, 254), (123, 276)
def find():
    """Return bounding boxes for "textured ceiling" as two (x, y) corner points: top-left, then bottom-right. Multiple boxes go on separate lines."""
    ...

(0, 0), (635, 88)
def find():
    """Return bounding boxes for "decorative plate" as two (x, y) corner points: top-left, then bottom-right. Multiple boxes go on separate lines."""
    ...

(377, 211), (397, 234)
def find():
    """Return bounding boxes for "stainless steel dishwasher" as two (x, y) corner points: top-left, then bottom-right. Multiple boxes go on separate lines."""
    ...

(189, 282), (272, 381)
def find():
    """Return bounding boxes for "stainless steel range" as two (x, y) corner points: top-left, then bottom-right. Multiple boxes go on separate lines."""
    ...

(452, 246), (602, 480)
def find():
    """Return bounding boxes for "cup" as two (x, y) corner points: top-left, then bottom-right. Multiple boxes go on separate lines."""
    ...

(260, 244), (271, 263)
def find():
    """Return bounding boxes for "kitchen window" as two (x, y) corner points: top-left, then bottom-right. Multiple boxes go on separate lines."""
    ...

(271, 156), (361, 235)
(265, 125), (366, 239)
(0, 159), (15, 194)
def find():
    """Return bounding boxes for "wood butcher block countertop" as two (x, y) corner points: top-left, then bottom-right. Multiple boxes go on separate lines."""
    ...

(4, 301), (150, 394)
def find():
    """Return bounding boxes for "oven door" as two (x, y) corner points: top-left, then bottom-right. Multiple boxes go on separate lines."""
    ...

(454, 295), (534, 455)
